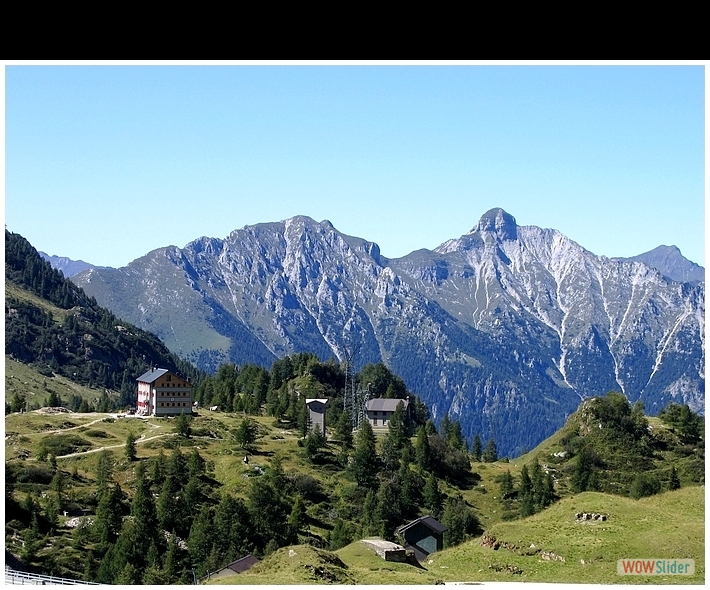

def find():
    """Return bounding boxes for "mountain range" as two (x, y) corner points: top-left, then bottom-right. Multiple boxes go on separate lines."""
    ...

(39, 252), (102, 278)
(69, 209), (704, 456)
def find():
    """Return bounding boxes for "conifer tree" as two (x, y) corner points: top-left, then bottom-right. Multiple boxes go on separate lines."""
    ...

(188, 505), (214, 578)
(361, 489), (378, 536)
(157, 477), (179, 533)
(397, 463), (421, 517)
(349, 421), (379, 490)
(669, 465), (681, 490)
(129, 462), (160, 562)
(572, 446), (595, 493)
(167, 446), (188, 487)
(95, 450), (113, 493)
(442, 495), (479, 546)
(335, 411), (353, 450)
(92, 483), (124, 549)
(499, 470), (514, 499)
(482, 439), (498, 462)
(125, 431), (137, 462)
(375, 478), (402, 541)
(288, 494), (308, 538)
(187, 448), (206, 478)
(415, 426), (432, 471)
(423, 473), (444, 519)
(151, 449), (167, 486)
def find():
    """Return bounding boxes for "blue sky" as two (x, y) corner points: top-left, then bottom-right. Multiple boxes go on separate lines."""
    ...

(4, 64), (706, 267)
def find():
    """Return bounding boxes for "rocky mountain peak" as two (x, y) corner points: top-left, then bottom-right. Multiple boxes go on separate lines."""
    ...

(472, 208), (518, 240)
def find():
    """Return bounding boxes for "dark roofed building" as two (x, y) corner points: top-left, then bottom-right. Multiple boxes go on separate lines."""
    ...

(203, 554), (260, 581)
(397, 515), (447, 562)
(365, 398), (409, 429)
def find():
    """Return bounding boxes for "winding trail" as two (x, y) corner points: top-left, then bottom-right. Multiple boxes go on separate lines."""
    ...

(56, 432), (177, 459)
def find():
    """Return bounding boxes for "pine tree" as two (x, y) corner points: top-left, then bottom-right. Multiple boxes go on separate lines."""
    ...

(415, 426), (432, 471)
(442, 495), (479, 547)
(361, 489), (378, 537)
(167, 446), (188, 488)
(93, 483), (124, 549)
(175, 413), (192, 437)
(531, 460), (544, 509)
(335, 412), (353, 450)
(349, 421), (379, 490)
(187, 448), (206, 478)
(572, 446), (595, 493)
(388, 402), (409, 448)
(95, 450), (114, 494)
(288, 494), (308, 538)
(423, 473), (444, 519)
(499, 470), (514, 499)
(398, 463), (422, 517)
(125, 431), (137, 462)
(163, 533), (182, 584)
(151, 449), (167, 486)
(303, 425), (326, 461)
(129, 462), (160, 562)
(482, 439), (498, 462)
(329, 519), (355, 550)
(116, 562), (140, 585)
(157, 477), (179, 533)
(234, 416), (259, 451)
(669, 465), (681, 490)
(187, 505), (214, 578)
(375, 478), (402, 541)
(247, 477), (291, 551)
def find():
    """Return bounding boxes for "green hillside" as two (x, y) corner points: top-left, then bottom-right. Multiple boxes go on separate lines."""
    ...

(210, 487), (703, 584)
(5, 230), (205, 409)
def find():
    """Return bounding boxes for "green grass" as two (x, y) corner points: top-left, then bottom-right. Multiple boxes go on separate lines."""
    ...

(207, 487), (704, 585)
(5, 364), (704, 585)
(430, 486), (704, 584)
(5, 357), (106, 410)
(5, 281), (72, 325)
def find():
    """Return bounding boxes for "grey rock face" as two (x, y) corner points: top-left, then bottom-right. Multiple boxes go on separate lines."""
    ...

(72, 209), (704, 456)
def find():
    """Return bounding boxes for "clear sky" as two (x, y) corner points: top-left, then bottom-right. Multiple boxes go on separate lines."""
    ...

(4, 64), (706, 268)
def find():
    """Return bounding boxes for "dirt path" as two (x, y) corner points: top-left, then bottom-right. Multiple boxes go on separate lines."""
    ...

(48, 416), (106, 434)
(56, 432), (177, 459)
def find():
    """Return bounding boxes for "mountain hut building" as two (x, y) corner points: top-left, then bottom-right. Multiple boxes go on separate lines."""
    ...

(136, 368), (193, 416)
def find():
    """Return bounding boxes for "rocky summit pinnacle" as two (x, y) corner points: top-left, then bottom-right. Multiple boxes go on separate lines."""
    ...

(473, 208), (518, 240)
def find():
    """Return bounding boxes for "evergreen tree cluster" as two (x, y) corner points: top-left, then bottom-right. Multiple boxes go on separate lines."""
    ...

(345, 407), (479, 546)
(496, 459), (557, 520)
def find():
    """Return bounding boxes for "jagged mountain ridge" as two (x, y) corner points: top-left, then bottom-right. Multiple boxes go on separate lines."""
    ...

(72, 209), (704, 456)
